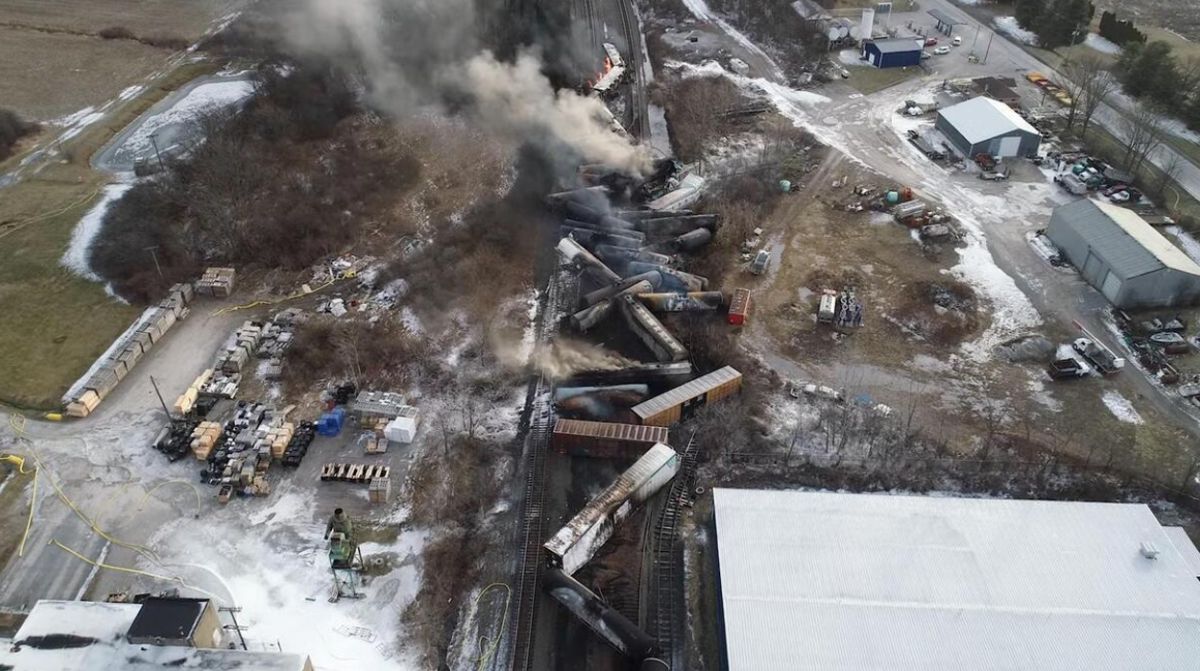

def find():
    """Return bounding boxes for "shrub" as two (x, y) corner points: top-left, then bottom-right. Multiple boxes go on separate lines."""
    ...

(140, 34), (190, 50)
(0, 109), (38, 160)
(98, 26), (135, 40)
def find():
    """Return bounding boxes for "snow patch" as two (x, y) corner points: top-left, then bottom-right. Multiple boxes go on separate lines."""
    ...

(678, 0), (786, 80)
(1085, 33), (1121, 55)
(120, 80), (254, 159)
(1102, 389), (1143, 424)
(993, 16), (1038, 46)
(1166, 226), (1200, 265)
(61, 183), (133, 281)
(117, 85), (145, 102)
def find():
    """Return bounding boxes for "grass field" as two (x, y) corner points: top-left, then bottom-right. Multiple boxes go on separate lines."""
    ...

(845, 64), (922, 94)
(0, 60), (218, 409)
(1079, 124), (1200, 230)
(0, 0), (243, 38)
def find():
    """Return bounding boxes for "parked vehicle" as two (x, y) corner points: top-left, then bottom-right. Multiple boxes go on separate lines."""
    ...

(1073, 337), (1125, 375)
(749, 249), (770, 275)
(934, 45), (950, 55)
(979, 167), (1009, 181)
(1048, 357), (1089, 380)
(952, 36), (962, 46)
(1054, 173), (1089, 195)
(907, 130), (944, 159)
(925, 37), (938, 46)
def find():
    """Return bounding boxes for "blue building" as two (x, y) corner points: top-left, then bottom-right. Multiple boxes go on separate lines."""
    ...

(861, 38), (923, 68)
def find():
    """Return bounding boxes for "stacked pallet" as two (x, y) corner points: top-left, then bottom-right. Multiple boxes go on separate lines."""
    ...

(63, 282), (194, 418)
(368, 477), (392, 504)
(172, 369), (213, 417)
(195, 267), (237, 298)
(320, 464), (391, 483)
(265, 422), (296, 459)
(214, 321), (263, 375)
(191, 421), (224, 460)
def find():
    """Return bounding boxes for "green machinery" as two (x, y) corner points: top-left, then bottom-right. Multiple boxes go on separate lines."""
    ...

(328, 534), (365, 602)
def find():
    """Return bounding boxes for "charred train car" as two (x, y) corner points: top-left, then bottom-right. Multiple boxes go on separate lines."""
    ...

(543, 443), (679, 575)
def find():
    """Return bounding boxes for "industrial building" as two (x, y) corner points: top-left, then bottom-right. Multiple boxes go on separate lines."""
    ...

(935, 95), (1041, 158)
(1046, 199), (1200, 309)
(0, 598), (314, 670)
(713, 489), (1200, 671)
(860, 38), (923, 68)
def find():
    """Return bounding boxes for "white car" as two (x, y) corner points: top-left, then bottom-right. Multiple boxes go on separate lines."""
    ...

(934, 46), (951, 55)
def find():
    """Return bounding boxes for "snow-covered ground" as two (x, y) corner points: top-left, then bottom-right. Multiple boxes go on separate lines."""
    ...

(118, 79), (254, 161)
(1085, 33), (1122, 55)
(678, 0), (785, 80)
(60, 183), (133, 281)
(1102, 389), (1144, 424)
(1166, 226), (1200, 265)
(993, 16), (1038, 46)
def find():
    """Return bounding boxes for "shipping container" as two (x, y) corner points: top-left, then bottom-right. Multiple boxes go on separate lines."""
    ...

(552, 419), (669, 458)
(617, 294), (688, 363)
(631, 366), (743, 426)
(728, 288), (751, 325)
(544, 443), (679, 575)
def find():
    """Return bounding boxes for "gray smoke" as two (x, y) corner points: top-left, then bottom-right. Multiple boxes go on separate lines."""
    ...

(284, 0), (650, 174)
(532, 339), (636, 379)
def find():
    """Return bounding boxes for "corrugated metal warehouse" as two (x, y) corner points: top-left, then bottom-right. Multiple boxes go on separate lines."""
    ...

(934, 96), (1041, 158)
(860, 38), (923, 68)
(1046, 199), (1200, 309)
(713, 489), (1200, 671)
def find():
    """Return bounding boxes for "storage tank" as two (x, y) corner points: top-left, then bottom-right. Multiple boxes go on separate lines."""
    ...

(859, 8), (875, 40)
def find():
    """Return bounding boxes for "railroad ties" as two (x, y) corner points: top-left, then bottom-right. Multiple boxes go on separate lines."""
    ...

(651, 434), (700, 660)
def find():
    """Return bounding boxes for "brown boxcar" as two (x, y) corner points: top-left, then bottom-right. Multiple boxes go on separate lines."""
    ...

(552, 419), (669, 458)
(630, 366), (742, 426)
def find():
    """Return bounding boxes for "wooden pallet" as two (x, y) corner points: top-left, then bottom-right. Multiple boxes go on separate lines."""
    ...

(320, 463), (391, 484)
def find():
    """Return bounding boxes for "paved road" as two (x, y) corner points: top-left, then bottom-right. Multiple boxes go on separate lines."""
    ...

(919, 0), (1200, 204)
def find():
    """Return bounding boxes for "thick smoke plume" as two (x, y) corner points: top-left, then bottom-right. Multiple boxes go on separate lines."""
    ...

(532, 339), (637, 379)
(286, 0), (649, 174)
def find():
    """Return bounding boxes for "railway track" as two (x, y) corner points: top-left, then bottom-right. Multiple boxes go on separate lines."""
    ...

(650, 434), (699, 664)
(505, 266), (575, 671)
(616, 0), (651, 140)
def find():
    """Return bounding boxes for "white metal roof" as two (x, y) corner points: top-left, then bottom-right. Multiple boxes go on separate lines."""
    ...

(1164, 526), (1200, 577)
(0, 600), (311, 671)
(714, 489), (1200, 671)
(937, 95), (1040, 145)
(868, 37), (924, 54)
(1092, 199), (1200, 275)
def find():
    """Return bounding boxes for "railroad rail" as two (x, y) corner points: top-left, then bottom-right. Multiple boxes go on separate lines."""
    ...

(616, 0), (651, 140)
(651, 433), (698, 664)
(505, 266), (574, 671)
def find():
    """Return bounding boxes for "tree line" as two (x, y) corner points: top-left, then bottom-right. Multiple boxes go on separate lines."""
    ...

(0, 108), (37, 161)
(1014, 0), (1093, 49)
(1118, 40), (1200, 131)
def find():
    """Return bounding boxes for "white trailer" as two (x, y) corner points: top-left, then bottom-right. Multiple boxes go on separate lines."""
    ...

(543, 443), (679, 575)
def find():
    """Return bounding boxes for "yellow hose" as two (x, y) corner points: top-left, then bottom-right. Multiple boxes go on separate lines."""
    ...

(213, 277), (337, 316)
(18, 471), (36, 558)
(475, 582), (511, 670)
(51, 539), (177, 583)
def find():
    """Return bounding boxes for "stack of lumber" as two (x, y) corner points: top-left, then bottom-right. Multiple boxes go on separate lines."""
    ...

(196, 267), (237, 297)
(368, 477), (392, 504)
(265, 422), (296, 459)
(191, 421), (224, 460)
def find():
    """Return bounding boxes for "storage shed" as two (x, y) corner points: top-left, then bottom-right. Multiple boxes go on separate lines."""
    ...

(861, 38), (923, 68)
(935, 96), (1041, 158)
(1045, 199), (1200, 309)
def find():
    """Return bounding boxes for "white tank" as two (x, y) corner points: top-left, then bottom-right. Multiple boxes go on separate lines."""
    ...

(860, 8), (875, 40)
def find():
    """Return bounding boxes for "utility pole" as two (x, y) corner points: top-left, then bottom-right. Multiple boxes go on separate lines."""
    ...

(149, 133), (165, 172)
(145, 245), (164, 281)
(149, 375), (172, 420)
(983, 30), (994, 64)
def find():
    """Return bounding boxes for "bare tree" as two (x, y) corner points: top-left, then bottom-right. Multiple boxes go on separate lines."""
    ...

(1155, 151), (1185, 203)
(1061, 53), (1118, 137)
(1120, 102), (1168, 173)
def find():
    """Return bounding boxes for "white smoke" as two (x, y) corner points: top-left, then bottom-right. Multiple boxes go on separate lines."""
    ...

(285, 0), (650, 174)
(456, 50), (651, 175)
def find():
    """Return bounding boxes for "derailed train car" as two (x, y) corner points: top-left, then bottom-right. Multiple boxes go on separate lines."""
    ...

(552, 418), (669, 458)
(543, 443), (679, 575)
(631, 366), (743, 426)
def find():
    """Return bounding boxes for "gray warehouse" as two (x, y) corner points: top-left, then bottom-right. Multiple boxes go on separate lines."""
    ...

(935, 96), (1041, 159)
(1046, 199), (1200, 309)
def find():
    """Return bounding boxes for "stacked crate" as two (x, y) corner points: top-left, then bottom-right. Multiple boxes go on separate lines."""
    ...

(368, 477), (392, 504)
(195, 267), (237, 298)
(265, 422), (296, 459)
(172, 369), (213, 417)
(191, 421), (224, 460)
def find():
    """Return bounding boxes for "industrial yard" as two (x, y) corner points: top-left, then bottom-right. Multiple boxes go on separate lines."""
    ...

(2, 0), (1200, 670)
